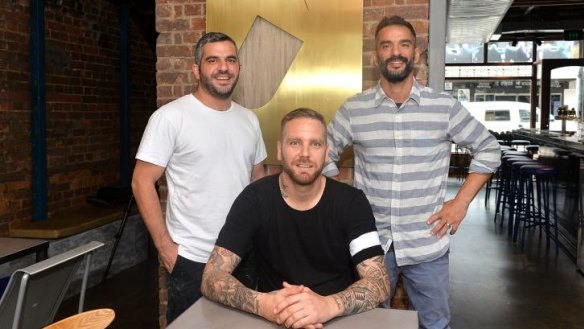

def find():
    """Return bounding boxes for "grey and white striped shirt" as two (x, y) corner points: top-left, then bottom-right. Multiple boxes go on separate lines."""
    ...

(324, 80), (501, 266)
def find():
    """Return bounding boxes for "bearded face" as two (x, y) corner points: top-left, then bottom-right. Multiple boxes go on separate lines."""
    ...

(198, 63), (239, 99)
(278, 118), (327, 187)
(375, 25), (418, 84)
(378, 54), (414, 83)
(195, 41), (240, 100)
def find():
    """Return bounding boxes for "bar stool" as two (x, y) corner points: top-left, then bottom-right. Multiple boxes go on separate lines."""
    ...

(504, 158), (537, 237)
(450, 145), (471, 180)
(513, 164), (559, 252)
(494, 154), (533, 233)
(510, 139), (530, 151)
(484, 147), (522, 207)
(495, 155), (525, 222)
(484, 147), (511, 206)
(525, 145), (539, 158)
(510, 160), (540, 241)
(484, 169), (500, 207)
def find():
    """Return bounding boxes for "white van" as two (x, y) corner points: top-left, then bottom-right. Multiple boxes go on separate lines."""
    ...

(461, 101), (576, 133)
(462, 101), (534, 133)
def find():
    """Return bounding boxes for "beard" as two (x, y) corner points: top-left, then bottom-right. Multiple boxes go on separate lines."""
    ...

(379, 55), (414, 83)
(198, 70), (239, 100)
(282, 158), (323, 186)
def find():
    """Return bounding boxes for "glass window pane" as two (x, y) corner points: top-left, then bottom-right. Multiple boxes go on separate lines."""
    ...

(537, 41), (581, 60)
(447, 79), (533, 107)
(445, 43), (484, 64)
(519, 109), (530, 122)
(487, 41), (533, 63)
(485, 110), (510, 121)
(495, 94), (516, 101)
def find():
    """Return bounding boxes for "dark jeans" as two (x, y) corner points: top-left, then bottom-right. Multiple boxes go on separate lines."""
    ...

(166, 255), (205, 324)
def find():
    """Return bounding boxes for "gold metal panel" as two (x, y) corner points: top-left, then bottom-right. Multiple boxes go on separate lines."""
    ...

(208, 0), (362, 164)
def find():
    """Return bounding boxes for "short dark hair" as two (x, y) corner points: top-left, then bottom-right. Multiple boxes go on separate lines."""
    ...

(194, 32), (238, 64)
(374, 15), (416, 41)
(280, 108), (327, 140)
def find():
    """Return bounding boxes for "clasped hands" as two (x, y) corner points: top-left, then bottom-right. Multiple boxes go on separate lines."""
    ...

(258, 282), (339, 329)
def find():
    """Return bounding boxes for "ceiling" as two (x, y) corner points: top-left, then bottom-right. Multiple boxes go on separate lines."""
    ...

(447, 0), (584, 44)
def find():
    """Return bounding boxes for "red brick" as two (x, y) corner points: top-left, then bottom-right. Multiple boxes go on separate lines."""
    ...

(156, 18), (190, 32)
(184, 4), (204, 16)
(156, 4), (173, 18)
(191, 17), (206, 30)
(173, 5), (183, 17)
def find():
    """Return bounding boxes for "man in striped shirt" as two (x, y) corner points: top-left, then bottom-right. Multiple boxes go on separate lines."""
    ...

(324, 16), (501, 329)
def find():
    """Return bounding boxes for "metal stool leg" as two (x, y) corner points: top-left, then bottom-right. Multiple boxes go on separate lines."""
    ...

(103, 194), (135, 282)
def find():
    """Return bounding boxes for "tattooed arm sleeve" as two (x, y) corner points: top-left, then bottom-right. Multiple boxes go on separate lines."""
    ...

(331, 255), (390, 315)
(201, 246), (262, 315)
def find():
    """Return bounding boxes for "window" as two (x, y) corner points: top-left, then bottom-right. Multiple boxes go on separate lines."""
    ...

(445, 43), (484, 64)
(537, 41), (580, 60)
(487, 41), (533, 63)
(519, 110), (530, 122)
(485, 110), (510, 121)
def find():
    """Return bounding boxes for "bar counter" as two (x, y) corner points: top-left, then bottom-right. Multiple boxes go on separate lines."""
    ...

(514, 129), (584, 271)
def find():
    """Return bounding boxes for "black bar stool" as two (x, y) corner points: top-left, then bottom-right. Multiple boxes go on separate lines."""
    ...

(510, 139), (530, 151)
(484, 146), (514, 207)
(513, 164), (559, 252)
(504, 158), (537, 237)
(495, 154), (532, 233)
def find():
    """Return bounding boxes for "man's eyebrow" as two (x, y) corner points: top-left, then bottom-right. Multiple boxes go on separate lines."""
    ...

(379, 39), (413, 45)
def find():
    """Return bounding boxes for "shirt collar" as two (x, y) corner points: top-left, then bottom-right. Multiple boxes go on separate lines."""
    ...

(373, 79), (422, 108)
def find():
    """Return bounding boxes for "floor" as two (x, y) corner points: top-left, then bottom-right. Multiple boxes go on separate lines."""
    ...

(56, 255), (160, 329)
(56, 179), (584, 329)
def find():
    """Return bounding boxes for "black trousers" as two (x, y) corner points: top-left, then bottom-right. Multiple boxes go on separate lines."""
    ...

(166, 255), (205, 324)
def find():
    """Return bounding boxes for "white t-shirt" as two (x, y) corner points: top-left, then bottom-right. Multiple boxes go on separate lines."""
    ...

(136, 94), (267, 263)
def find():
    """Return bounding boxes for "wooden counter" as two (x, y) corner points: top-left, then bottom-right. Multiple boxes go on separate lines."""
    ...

(9, 206), (129, 239)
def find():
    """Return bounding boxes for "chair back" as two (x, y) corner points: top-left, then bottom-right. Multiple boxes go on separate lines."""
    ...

(0, 241), (104, 329)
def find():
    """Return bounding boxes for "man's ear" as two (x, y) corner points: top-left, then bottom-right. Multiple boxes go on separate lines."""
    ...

(414, 47), (421, 64)
(371, 52), (379, 68)
(277, 140), (282, 161)
(325, 143), (330, 163)
(192, 63), (200, 81)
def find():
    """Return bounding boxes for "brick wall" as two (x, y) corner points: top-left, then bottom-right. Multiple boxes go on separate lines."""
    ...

(155, 0), (428, 325)
(0, 2), (31, 234)
(0, 1), (156, 234)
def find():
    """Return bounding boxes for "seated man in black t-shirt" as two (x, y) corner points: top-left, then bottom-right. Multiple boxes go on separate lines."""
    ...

(201, 108), (390, 329)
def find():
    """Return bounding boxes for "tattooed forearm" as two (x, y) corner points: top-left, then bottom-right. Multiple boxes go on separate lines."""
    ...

(332, 256), (390, 315)
(201, 246), (261, 315)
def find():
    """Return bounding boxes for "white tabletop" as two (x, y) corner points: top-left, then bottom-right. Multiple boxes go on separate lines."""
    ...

(167, 297), (418, 329)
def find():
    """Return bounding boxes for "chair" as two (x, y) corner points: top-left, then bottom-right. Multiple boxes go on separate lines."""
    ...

(0, 241), (104, 329)
(43, 308), (115, 329)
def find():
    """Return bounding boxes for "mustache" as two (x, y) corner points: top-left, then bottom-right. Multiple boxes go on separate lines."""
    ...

(213, 68), (233, 76)
(384, 55), (408, 65)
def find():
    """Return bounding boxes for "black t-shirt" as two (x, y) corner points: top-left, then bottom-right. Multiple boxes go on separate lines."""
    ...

(216, 174), (383, 296)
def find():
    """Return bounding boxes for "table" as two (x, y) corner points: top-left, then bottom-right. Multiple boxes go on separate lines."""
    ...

(44, 308), (115, 329)
(0, 237), (49, 265)
(167, 297), (418, 329)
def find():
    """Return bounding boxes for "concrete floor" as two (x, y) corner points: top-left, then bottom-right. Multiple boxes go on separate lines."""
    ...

(450, 179), (584, 329)
(57, 179), (584, 328)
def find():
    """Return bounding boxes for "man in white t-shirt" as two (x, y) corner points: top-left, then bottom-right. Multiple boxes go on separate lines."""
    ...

(132, 32), (267, 324)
